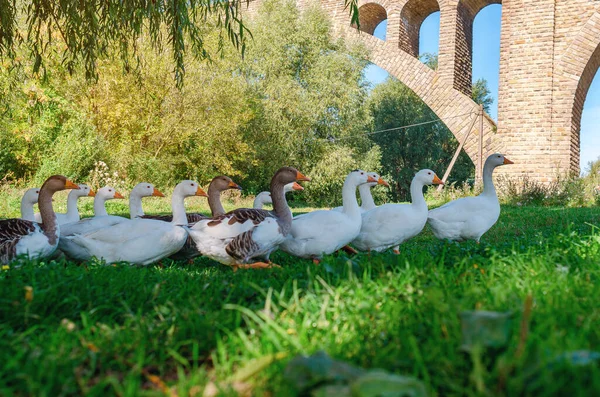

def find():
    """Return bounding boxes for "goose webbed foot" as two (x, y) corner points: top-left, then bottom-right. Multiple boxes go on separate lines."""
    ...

(232, 262), (281, 271)
(312, 258), (321, 266)
(392, 247), (400, 255)
(341, 245), (358, 255)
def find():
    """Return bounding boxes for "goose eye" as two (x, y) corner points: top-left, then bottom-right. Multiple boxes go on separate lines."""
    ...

(147, 185), (150, 189)
(109, 189), (112, 192)
(36, 190), (39, 194)
(428, 172), (432, 175)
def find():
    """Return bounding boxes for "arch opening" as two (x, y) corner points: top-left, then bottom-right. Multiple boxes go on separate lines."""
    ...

(354, 3), (387, 36)
(454, 0), (502, 95)
(472, 3), (502, 120)
(399, 0), (440, 58)
(573, 43), (600, 174)
(418, 12), (440, 69)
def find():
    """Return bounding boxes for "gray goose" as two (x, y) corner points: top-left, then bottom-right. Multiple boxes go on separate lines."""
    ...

(187, 167), (310, 270)
(1, 175), (79, 264)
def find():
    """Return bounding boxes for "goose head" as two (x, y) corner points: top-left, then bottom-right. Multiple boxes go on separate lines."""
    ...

(173, 180), (208, 198)
(96, 186), (124, 201)
(486, 153), (514, 168)
(131, 182), (164, 199)
(210, 176), (242, 193)
(72, 184), (95, 198)
(366, 172), (389, 188)
(41, 175), (80, 194)
(272, 167), (311, 188)
(346, 169), (377, 187)
(414, 169), (443, 186)
(22, 188), (40, 206)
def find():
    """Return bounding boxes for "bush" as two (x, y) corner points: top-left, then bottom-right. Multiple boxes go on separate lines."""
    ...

(496, 174), (586, 207)
(304, 145), (384, 207)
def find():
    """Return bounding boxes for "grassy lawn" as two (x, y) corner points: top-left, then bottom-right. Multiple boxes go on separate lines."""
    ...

(1, 198), (600, 395)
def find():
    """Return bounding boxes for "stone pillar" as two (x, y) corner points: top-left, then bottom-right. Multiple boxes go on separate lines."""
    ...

(496, 0), (558, 181)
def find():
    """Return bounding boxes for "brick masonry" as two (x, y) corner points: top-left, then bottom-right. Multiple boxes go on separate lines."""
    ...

(242, 0), (600, 181)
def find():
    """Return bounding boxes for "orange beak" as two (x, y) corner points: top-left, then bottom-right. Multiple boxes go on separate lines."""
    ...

(503, 157), (514, 165)
(228, 181), (242, 190)
(65, 180), (80, 190)
(377, 177), (389, 187)
(432, 175), (444, 185)
(195, 187), (208, 197)
(152, 187), (165, 197)
(88, 189), (96, 197)
(296, 171), (311, 182)
(292, 182), (304, 191)
(367, 175), (377, 183)
(114, 192), (125, 199)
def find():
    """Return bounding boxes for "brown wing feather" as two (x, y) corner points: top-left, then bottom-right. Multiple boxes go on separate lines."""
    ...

(208, 208), (272, 227)
(225, 230), (260, 261)
(0, 219), (37, 264)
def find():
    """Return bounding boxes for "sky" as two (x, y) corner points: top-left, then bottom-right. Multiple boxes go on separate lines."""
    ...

(363, 5), (600, 174)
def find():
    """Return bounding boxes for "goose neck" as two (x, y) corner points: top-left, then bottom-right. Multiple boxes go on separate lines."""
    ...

(20, 199), (35, 221)
(410, 178), (427, 211)
(170, 187), (188, 225)
(38, 188), (58, 237)
(94, 197), (109, 217)
(208, 184), (226, 217)
(482, 162), (497, 198)
(271, 181), (292, 234)
(341, 178), (361, 217)
(129, 193), (144, 219)
(66, 190), (81, 219)
(358, 184), (376, 210)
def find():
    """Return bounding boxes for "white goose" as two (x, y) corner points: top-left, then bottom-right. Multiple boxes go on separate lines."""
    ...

(59, 181), (207, 265)
(253, 182), (303, 209)
(1, 176), (79, 264)
(188, 167), (310, 270)
(129, 182), (165, 219)
(331, 172), (388, 213)
(59, 186), (127, 237)
(280, 170), (376, 264)
(33, 184), (95, 225)
(352, 169), (443, 253)
(20, 188), (40, 222)
(427, 153), (513, 242)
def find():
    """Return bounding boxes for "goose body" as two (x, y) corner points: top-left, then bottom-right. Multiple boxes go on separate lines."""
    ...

(1, 176), (79, 264)
(280, 170), (375, 260)
(352, 170), (443, 252)
(59, 181), (206, 265)
(20, 188), (40, 222)
(427, 154), (513, 242)
(188, 167), (310, 269)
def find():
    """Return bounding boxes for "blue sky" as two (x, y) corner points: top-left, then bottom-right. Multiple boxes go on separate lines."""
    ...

(363, 5), (600, 174)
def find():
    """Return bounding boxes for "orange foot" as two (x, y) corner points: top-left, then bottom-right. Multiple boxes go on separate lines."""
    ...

(341, 245), (358, 255)
(393, 248), (400, 255)
(312, 258), (321, 266)
(233, 262), (281, 271)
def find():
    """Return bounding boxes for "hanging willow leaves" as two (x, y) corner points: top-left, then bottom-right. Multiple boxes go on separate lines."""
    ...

(0, 0), (359, 87)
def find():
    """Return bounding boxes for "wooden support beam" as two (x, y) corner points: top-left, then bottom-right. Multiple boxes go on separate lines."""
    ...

(437, 112), (479, 191)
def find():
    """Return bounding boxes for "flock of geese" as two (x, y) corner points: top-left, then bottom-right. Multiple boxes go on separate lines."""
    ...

(0, 154), (513, 269)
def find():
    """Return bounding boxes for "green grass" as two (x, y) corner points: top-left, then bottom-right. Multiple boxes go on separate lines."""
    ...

(1, 192), (600, 395)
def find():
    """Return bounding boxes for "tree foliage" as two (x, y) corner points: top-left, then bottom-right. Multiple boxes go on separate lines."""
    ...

(472, 78), (494, 113)
(0, 0), (373, 206)
(368, 78), (473, 201)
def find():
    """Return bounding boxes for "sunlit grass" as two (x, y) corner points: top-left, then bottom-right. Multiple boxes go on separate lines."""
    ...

(1, 188), (600, 395)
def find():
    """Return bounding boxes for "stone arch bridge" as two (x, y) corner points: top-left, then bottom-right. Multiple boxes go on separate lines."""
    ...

(243, 0), (600, 181)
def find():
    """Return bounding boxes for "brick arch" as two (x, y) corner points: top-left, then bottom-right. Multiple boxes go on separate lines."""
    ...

(353, 3), (388, 35)
(399, 0), (440, 57)
(552, 12), (600, 173)
(450, 0), (502, 94)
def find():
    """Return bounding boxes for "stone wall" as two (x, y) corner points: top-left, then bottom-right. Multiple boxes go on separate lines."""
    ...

(242, 0), (600, 181)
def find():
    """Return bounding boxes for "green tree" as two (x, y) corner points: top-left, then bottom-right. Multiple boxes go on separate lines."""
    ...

(471, 78), (494, 113)
(420, 53), (438, 70)
(368, 78), (473, 201)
